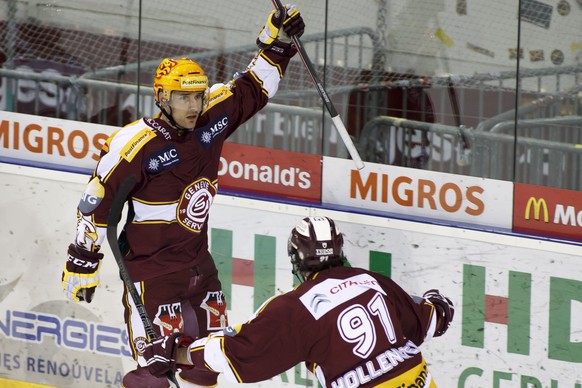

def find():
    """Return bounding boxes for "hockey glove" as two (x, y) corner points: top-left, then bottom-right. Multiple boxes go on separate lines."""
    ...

(257, 4), (305, 55)
(423, 289), (454, 337)
(62, 243), (103, 303)
(144, 333), (194, 377)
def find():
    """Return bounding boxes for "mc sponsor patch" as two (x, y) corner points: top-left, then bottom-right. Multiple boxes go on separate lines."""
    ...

(144, 146), (180, 174)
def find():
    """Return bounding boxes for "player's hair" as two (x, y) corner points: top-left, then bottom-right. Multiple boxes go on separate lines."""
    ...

(288, 216), (345, 280)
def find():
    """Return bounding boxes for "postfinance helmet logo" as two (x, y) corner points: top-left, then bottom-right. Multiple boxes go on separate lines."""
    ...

(525, 197), (549, 222)
(153, 57), (208, 103)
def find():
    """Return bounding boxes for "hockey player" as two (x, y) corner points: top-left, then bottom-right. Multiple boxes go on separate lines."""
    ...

(143, 216), (455, 387)
(61, 5), (304, 388)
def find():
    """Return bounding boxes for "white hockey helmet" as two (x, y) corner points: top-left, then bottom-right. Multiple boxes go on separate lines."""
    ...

(287, 216), (345, 277)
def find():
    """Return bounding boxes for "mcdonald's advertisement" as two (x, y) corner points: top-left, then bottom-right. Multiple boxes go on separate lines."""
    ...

(513, 183), (582, 242)
(2, 165), (582, 387)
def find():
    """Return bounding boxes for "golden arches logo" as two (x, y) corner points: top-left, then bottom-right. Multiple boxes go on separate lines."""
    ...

(524, 197), (549, 222)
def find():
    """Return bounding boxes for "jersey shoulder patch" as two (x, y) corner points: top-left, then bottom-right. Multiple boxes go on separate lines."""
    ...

(203, 83), (234, 113)
(299, 274), (386, 320)
(108, 121), (157, 162)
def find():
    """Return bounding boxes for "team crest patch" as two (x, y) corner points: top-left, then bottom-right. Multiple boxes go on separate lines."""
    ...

(177, 178), (217, 232)
(134, 336), (148, 356)
(201, 291), (228, 330)
(153, 302), (184, 336)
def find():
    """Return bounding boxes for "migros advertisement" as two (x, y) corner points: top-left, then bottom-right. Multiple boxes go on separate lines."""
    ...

(321, 157), (514, 230)
(0, 111), (113, 171)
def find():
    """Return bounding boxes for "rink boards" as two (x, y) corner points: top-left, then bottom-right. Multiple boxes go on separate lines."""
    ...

(1, 112), (582, 387)
(1, 164), (581, 387)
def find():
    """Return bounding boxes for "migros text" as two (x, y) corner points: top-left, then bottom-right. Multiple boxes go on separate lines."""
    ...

(350, 170), (484, 215)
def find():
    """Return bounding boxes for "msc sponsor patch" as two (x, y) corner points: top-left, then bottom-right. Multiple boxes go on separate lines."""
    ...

(121, 129), (156, 162)
(196, 115), (229, 149)
(78, 177), (105, 213)
(144, 146), (180, 174)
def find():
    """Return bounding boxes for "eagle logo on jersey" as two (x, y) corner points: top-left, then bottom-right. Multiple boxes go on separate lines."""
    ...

(177, 178), (217, 232)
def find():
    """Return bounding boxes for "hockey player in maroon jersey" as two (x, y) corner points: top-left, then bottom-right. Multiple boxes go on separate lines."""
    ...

(143, 216), (455, 387)
(61, 5), (304, 388)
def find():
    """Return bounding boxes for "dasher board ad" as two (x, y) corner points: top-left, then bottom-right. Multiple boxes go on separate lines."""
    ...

(0, 111), (323, 202)
(0, 111), (114, 172)
(513, 183), (582, 242)
(321, 156), (514, 230)
(1, 166), (581, 387)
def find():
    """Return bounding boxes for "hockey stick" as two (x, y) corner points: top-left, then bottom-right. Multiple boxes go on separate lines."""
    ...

(271, 0), (365, 170)
(106, 174), (180, 388)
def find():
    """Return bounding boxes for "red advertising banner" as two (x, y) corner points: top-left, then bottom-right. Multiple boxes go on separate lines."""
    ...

(513, 183), (582, 241)
(218, 142), (322, 202)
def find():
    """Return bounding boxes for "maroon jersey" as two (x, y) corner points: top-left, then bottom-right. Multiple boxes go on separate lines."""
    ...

(189, 266), (441, 387)
(73, 50), (292, 281)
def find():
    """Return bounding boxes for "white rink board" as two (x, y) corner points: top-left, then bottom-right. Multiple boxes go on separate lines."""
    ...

(1, 163), (581, 388)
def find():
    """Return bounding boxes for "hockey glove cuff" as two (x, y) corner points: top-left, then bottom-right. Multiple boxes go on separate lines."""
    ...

(62, 243), (103, 303)
(423, 289), (455, 337)
(144, 333), (194, 377)
(257, 4), (304, 56)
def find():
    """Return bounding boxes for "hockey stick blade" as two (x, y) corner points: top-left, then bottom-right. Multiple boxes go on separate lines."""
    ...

(106, 174), (181, 388)
(270, 0), (365, 170)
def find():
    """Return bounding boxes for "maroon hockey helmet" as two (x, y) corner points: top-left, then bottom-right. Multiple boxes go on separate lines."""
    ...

(288, 216), (345, 278)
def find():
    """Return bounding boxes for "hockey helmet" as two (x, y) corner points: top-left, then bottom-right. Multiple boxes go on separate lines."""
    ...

(153, 58), (208, 103)
(288, 216), (345, 276)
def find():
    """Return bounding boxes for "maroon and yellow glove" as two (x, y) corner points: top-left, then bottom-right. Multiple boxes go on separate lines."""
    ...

(62, 243), (103, 303)
(257, 4), (305, 55)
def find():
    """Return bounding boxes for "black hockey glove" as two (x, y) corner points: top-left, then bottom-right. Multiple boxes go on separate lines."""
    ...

(423, 289), (454, 337)
(281, 4), (305, 39)
(62, 243), (103, 303)
(144, 333), (194, 377)
(257, 4), (305, 56)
